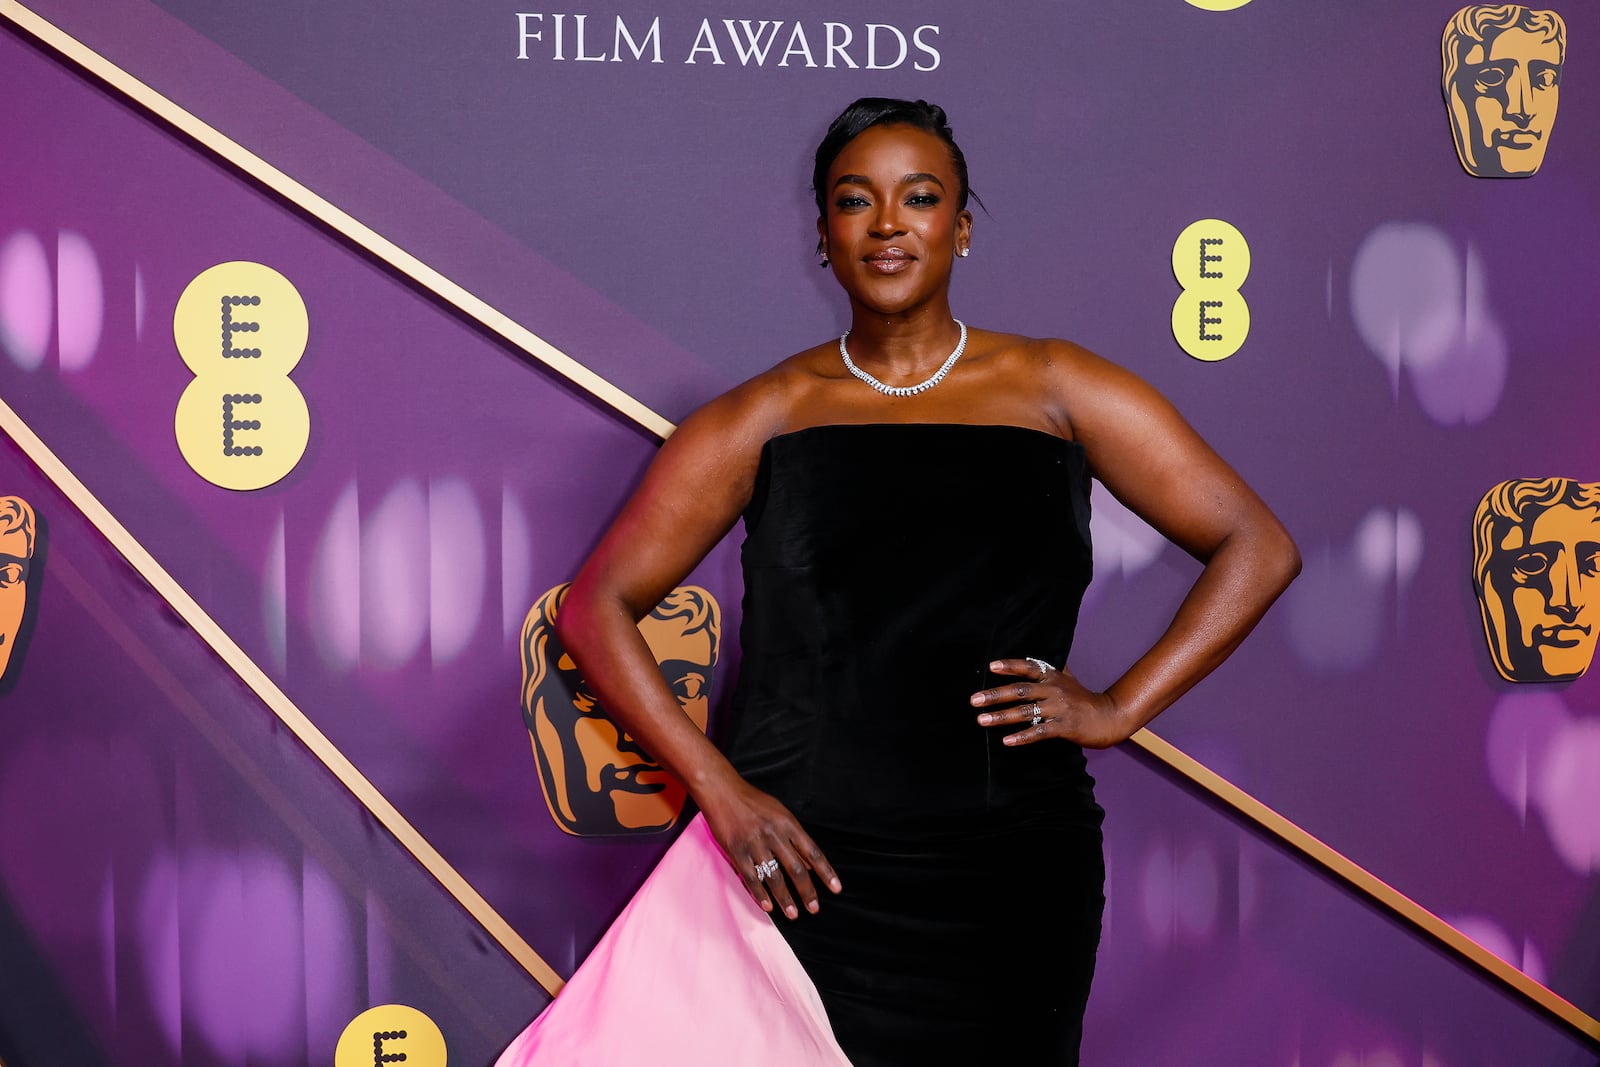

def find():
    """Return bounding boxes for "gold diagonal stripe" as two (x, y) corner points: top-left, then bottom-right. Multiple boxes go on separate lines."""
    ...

(0, 1), (672, 442)
(5, 0), (1598, 1045)
(48, 542), (511, 1039)
(0, 393), (563, 996)
(1132, 729), (1598, 1040)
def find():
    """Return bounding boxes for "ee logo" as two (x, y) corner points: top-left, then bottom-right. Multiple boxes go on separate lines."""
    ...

(173, 261), (310, 490)
(1171, 219), (1250, 362)
(335, 1004), (447, 1067)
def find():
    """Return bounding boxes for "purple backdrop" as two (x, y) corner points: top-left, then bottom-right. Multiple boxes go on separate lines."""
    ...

(3, 0), (1599, 1062)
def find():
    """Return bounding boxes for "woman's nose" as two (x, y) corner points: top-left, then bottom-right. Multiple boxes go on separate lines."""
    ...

(870, 201), (905, 239)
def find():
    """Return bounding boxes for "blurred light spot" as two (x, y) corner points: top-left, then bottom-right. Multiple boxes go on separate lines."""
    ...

(1284, 543), (1384, 673)
(264, 510), (287, 672)
(1090, 481), (1166, 579)
(1350, 223), (1461, 377)
(1353, 509), (1397, 583)
(362, 479), (428, 668)
(1392, 508), (1424, 585)
(134, 263), (146, 341)
(100, 865), (116, 1016)
(1486, 691), (1600, 875)
(311, 481), (361, 671)
(57, 230), (102, 372)
(1286, 508), (1422, 673)
(502, 485), (533, 643)
(1409, 311), (1506, 426)
(429, 477), (486, 666)
(185, 849), (304, 1062)
(1349, 224), (1506, 425)
(137, 851), (183, 1055)
(1484, 690), (1568, 821)
(1139, 840), (1175, 944)
(1173, 842), (1219, 940)
(0, 230), (52, 370)
(190, 853), (246, 1063)
(304, 857), (358, 1055)
(1353, 507), (1424, 586)
(238, 850), (305, 1060)
(1522, 937), (1547, 983)
(1444, 914), (1546, 982)
(1535, 718), (1600, 873)
(1086, 478), (1165, 614)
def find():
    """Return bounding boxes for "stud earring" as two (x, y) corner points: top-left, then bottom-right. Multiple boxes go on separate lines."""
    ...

(958, 247), (970, 258)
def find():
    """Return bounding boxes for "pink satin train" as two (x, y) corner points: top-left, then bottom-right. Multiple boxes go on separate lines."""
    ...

(494, 814), (853, 1066)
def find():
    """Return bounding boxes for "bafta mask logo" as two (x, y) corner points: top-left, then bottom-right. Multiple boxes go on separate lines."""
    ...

(521, 583), (720, 836)
(1443, 5), (1566, 178)
(0, 497), (36, 686)
(1473, 478), (1600, 682)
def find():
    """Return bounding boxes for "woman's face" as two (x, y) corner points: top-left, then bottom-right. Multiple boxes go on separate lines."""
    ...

(818, 123), (972, 317)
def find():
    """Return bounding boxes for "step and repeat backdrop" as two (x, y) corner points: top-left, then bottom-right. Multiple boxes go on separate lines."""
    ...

(2, 1), (1598, 1064)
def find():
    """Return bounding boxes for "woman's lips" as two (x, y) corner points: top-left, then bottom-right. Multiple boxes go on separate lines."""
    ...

(864, 248), (913, 274)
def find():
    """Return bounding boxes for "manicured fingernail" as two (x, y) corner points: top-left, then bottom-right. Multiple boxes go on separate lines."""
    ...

(785, 905), (798, 919)
(807, 901), (819, 914)
(977, 713), (992, 724)
(830, 878), (842, 892)
(971, 693), (985, 706)
(761, 900), (772, 911)
(990, 660), (1004, 669)
(1003, 735), (1017, 745)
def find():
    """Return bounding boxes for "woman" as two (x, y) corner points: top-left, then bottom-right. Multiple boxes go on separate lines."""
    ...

(499, 98), (1299, 1065)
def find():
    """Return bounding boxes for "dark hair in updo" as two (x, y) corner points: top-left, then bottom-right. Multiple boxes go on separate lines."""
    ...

(811, 98), (978, 217)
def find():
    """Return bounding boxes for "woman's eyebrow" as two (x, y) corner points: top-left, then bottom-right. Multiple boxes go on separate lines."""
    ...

(831, 172), (947, 189)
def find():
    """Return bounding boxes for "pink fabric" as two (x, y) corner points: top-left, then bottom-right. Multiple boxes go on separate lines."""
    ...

(495, 814), (852, 1066)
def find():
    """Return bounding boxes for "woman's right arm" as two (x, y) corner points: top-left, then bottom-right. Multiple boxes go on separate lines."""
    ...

(554, 382), (841, 919)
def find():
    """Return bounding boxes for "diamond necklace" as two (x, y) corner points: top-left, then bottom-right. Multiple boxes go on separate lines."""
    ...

(838, 319), (968, 397)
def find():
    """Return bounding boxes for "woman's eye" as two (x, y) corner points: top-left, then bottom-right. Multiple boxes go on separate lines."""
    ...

(835, 196), (868, 210)
(907, 193), (941, 206)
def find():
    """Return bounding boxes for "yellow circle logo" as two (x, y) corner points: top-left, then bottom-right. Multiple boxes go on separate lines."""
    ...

(334, 1005), (447, 1067)
(1171, 219), (1251, 362)
(1184, 0), (1255, 10)
(172, 262), (310, 490)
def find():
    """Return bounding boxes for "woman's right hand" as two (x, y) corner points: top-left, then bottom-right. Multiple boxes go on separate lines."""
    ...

(697, 777), (842, 920)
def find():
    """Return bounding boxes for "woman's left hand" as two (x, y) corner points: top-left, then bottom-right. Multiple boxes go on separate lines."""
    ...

(971, 658), (1130, 750)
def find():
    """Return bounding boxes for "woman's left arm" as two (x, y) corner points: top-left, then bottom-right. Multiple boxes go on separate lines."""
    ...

(972, 342), (1301, 748)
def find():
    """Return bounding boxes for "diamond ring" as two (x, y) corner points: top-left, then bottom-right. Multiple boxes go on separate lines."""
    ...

(1030, 704), (1044, 726)
(755, 858), (780, 882)
(1026, 657), (1053, 679)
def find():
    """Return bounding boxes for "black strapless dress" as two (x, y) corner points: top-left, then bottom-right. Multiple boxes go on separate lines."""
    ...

(723, 423), (1105, 1066)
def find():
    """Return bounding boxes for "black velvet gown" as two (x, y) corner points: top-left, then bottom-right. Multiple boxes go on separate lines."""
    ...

(723, 423), (1106, 1066)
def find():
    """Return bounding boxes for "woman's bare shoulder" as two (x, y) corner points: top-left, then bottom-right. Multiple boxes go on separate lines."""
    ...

(968, 330), (1161, 435)
(668, 341), (838, 453)
(986, 332), (1127, 379)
